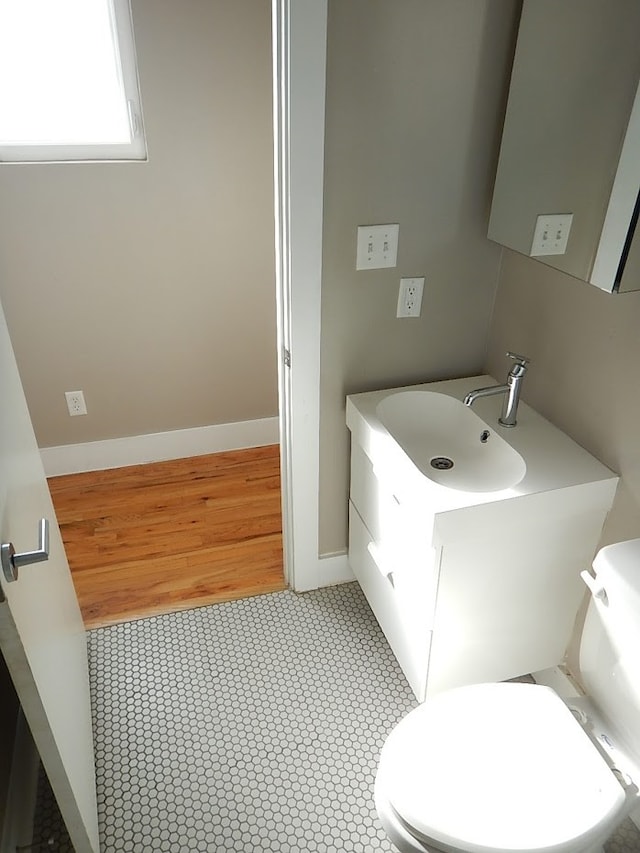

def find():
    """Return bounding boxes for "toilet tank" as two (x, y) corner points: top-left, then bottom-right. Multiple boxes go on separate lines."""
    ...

(579, 539), (640, 757)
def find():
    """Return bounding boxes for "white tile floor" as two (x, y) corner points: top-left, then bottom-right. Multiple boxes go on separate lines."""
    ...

(33, 582), (640, 852)
(88, 583), (416, 852)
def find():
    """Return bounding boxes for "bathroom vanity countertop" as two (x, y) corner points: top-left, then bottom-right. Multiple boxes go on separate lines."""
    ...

(346, 375), (618, 514)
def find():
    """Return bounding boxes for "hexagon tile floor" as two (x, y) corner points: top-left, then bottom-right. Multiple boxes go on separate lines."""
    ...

(88, 583), (416, 852)
(34, 582), (640, 852)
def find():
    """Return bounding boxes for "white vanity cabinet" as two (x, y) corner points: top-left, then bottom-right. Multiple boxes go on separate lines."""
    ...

(348, 443), (439, 700)
(347, 377), (619, 702)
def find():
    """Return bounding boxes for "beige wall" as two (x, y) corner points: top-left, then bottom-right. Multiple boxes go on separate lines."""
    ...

(487, 250), (640, 548)
(0, 0), (276, 448)
(318, 0), (520, 555)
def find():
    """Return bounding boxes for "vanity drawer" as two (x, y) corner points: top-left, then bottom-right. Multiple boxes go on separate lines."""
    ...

(350, 441), (397, 541)
(350, 442), (432, 559)
(348, 502), (433, 701)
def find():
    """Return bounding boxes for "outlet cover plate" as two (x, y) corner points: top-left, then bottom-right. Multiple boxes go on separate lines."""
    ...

(531, 213), (573, 256)
(397, 277), (424, 318)
(356, 224), (399, 270)
(65, 390), (87, 416)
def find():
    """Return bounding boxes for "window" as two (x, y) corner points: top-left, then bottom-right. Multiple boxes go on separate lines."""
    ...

(0, 0), (146, 162)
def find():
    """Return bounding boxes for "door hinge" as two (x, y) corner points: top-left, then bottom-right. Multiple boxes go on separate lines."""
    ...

(283, 348), (291, 368)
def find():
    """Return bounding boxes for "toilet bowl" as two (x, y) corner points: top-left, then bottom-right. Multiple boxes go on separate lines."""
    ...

(375, 539), (640, 853)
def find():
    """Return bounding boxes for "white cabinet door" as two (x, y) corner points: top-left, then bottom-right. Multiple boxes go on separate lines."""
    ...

(0, 300), (99, 852)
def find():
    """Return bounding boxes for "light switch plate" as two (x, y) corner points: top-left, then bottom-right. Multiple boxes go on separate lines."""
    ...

(531, 213), (573, 256)
(356, 224), (399, 270)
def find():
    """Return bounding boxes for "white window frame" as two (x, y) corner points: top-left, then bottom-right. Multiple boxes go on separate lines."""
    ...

(0, 0), (146, 164)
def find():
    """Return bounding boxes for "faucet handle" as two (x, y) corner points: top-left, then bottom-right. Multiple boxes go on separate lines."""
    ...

(506, 351), (530, 367)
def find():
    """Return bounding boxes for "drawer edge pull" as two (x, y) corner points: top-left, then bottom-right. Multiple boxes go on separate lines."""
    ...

(372, 466), (402, 505)
(367, 541), (395, 587)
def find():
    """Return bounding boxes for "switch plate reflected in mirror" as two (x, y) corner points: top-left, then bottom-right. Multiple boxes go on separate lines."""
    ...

(488, 0), (640, 294)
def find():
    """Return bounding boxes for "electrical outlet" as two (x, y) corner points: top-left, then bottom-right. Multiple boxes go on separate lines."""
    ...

(530, 213), (573, 256)
(65, 390), (87, 416)
(397, 277), (424, 318)
(356, 224), (399, 270)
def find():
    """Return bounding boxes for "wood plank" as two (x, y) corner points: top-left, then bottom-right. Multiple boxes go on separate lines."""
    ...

(48, 446), (286, 629)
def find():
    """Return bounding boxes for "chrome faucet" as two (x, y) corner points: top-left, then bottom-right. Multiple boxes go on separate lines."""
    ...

(463, 352), (530, 427)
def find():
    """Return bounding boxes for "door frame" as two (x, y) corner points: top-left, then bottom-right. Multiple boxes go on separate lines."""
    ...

(272, 0), (352, 592)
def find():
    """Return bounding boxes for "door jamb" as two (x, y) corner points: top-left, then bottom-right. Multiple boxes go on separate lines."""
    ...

(273, 0), (349, 591)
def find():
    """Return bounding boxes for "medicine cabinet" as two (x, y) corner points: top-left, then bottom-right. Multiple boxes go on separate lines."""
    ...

(488, 0), (640, 293)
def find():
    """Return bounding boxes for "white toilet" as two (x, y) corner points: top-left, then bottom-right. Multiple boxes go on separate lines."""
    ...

(375, 539), (640, 853)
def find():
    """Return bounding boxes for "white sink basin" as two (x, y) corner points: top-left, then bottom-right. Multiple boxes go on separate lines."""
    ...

(376, 390), (526, 493)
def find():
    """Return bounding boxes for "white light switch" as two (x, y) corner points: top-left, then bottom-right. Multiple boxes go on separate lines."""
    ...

(356, 224), (399, 270)
(531, 213), (573, 256)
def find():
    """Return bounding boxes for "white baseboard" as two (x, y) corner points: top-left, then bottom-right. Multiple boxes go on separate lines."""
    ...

(308, 552), (354, 590)
(319, 551), (354, 586)
(290, 552), (353, 593)
(40, 417), (280, 477)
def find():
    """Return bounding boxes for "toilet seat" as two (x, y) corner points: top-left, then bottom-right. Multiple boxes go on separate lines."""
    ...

(378, 682), (626, 853)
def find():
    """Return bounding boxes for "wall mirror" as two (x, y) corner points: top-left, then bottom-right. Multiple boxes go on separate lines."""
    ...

(488, 0), (640, 293)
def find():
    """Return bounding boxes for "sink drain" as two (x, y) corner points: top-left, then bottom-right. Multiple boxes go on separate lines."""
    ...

(430, 456), (454, 471)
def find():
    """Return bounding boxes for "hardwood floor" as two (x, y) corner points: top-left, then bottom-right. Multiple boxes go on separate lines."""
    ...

(48, 445), (285, 629)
